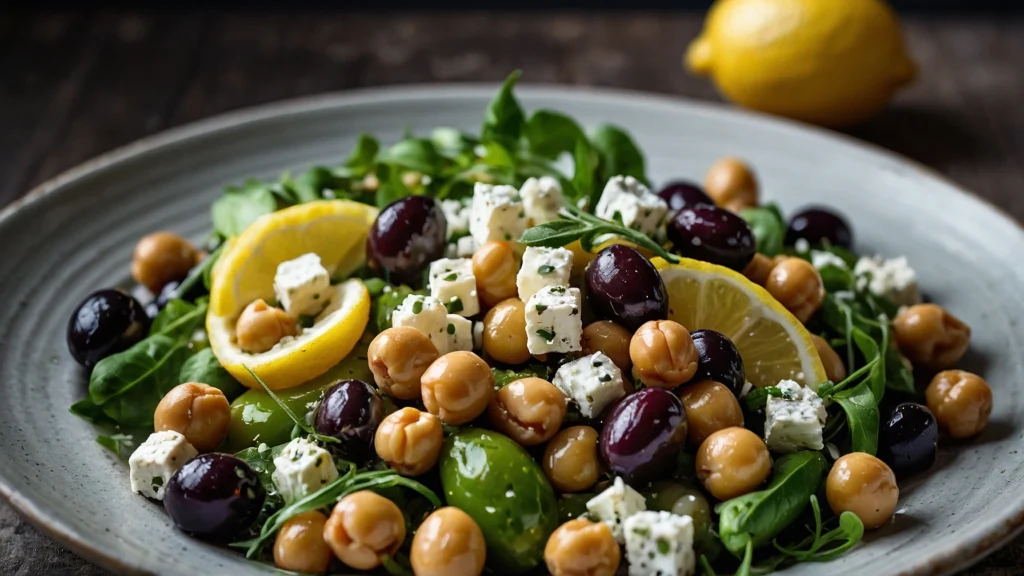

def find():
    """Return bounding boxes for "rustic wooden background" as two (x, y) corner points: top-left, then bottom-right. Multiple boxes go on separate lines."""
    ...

(2, 10), (1023, 576)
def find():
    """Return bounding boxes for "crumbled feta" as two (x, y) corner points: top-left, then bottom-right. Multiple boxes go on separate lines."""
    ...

(853, 255), (921, 307)
(272, 437), (339, 504)
(469, 183), (527, 246)
(520, 176), (565, 225)
(440, 199), (471, 240)
(810, 250), (848, 270)
(129, 431), (198, 501)
(586, 477), (647, 544)
(794, 238), (810, 253)
(552, 351), (626, 418)
(391, 294), (451, 354)
(517, 246), (574, 303)
(456, 235), (477, 257)
(446, 314), (474, 352)
(525, 285), (583, 354)
(624, 511), (696, 576)
(594, 175), (668, 236)
(428, 258), (480, 317)
(764, 380), (828, 453)
(273, 253), (331, 317)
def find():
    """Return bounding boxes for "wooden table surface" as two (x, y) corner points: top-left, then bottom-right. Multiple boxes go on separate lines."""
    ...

(2, 10), (1023, 576)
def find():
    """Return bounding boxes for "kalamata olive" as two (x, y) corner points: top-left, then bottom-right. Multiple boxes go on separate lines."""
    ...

(366, 196), (447, 285)
(315, 379), (383, 462)
(667, 205), (756, 271)
(67, 289), (151, 368)
(785, 207), (853, 249)
(690, 330), (745, 396)
(657, 181), (714, 211)
(164, 453), (265, 540)
(879, 402), (938, 477)
(584, 245), (668, 332)
(600, 388), (688, 484)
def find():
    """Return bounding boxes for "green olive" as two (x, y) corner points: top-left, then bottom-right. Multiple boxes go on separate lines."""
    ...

(644, 481), (714, 553)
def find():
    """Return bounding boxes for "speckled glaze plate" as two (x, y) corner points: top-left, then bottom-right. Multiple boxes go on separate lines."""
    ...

(1, 85), (1022, 576)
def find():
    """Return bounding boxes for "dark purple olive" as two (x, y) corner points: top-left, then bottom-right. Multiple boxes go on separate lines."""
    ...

(879, 402), (938, 478)
(584, 245), (668, 332)
(668, 205), (756, 271)
(164, 453), (265, 541)
(67, 289), (150, 368)
(785, 207), (853, 249)
(315, 379), (383, 462)
(657, 181), (714, 211)
(689, 330), (745, 397)
(600, 388), (688, 484)
(366, 196), (447, 285)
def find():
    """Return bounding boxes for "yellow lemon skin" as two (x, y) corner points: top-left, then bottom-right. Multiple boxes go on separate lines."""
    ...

(686, 0), (916, 127)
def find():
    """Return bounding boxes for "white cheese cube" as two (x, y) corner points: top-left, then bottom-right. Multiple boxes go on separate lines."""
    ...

(472, 321), (484, 351)
(810, 250), (848, 271)
(469, 183), (527, 246)
(446, 314), (474, 352)
(552, 351), (626, 418)
(586, 477), (647, 544)
(624, 511), (696, 576)
(428, 258), (480, 317)
(391, 294), (451, 354)
(273, 253), (331, 317)
(128, 431), (198, 501)
(520, 176), (565, 225)
(517, 246), (574, 303)
(456, 236), (477, 257)
(594, 175), (668, 236)
(271, 437), (339, 504)
(440, 199), (471, 240)
(525, 286), (583, 354)
(853, 255), (921, 307)
(765, 380), (828, 453)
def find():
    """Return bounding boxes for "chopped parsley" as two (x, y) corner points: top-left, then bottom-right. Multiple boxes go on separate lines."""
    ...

(599, 374), (612, 382)
(443, 272), (458, 281)
(446, 297), (464, 314)
(551, 286), (566, 294)
(536, 328), (556, 342)
(633, 526), (650, 537)
(656, 538), (671, 555)
(412, 300), (424, 314)
(535, 304), (548, 314)
(447, 323), (456, 335)
(538, 264), (556, 275)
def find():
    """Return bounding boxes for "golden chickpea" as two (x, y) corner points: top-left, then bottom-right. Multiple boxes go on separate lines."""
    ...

(323, 491), (406, 570)
(678, 380), (744, 446)
(704, 157), (758, 213)
(765, 257), (824, 324)
(544, 518), (621, 576)
(154, 382), (230, 452)
(826, 453), (899, 529)
(411, 507), (487, 576)
(368, 327), (439, 400)
(273, 510), (332, 574)
(696, 427), (771, 500)
(472, 241), (519, 308)
(894, 304), (971, 371)
(581, 321), (633, 373)
(421, 351), (495, 425)
(926, 370), (993, 438)
(630, 320), (699, 388)
(488, 378), (567, 446)
(374, 407), (444, 476)
(482, 298), (531, 364)
(812, 334), (847, 382)
(131, 231), (199, 293)
(235, 299), (297, 354)
(742, 253), (775, 286)
(543, 426), (601, 492)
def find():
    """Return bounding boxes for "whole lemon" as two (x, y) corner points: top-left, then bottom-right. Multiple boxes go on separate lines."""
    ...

(686, 0), (916, 127)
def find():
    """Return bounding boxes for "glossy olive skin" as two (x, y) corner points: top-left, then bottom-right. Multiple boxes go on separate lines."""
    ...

(644, 481), (714, 552)
(879, 402), (938, 478)
(690, 330), (745, 396)
(315, 379), (383, 462)
(600, 388), (688, 484)
(667, 205), (756, 271)
(584, 245), (668, 332)
(786, 207), (853, 249)
(164, 453), (266, 541)
(67, 289), (151, 368)
(366, 196), (447, 285)
(657, 181), (714, 211)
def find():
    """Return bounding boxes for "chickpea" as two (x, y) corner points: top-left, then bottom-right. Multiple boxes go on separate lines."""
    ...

(894, 304), (971, 371)
(488, 377), (566, 446)
(472, 241), (519, 308)
(131, 231), (199, 293)
(421, 351), (495, 425)
(630, 320), (699, 388)
(765, 257), (824, 323)
(678, 380), (744, 446)
(926, 370), (992, 438)
(154, 382), (230, 452)
(826, 453), (899, 529)
(544, 518), (621, 576)
(581, 321), (633, 373)
(696, 427), (771, 500)
(368, 327), (439, 400)
(323, 491), (406, 570)
(543, 426), (601, 492)
(741, 253), (775, 286)
(482, 298), (531, 364)
(704, 157), (758, 213)
(273, 510), (332, 574)
(411, 507), (487, 576)
(235, 299), (297, 354)
(812, 334), (847, 382)
(374, 407), (444, 476)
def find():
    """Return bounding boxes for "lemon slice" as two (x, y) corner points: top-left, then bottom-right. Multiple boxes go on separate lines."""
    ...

(653, 257), (827, 390)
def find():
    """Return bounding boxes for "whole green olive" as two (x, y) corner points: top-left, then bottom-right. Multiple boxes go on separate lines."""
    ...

(644, 481), (713, 552)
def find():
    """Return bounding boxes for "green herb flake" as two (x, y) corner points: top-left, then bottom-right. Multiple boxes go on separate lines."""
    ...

(443, 273), (458, 281)
(538, 264), (556, 274)
(504, 232), (512, 241)
(536, 328), (556, 342)
(599, 374), (612, 382)
(412, 300), (424, 314)
(633, 527), (650, 537)
(535, 304), (548, 314)
(446, 297), (464, 314)
(551, 286), (566, 294)
(447, 323), (456, 335)
(657, 538), (671, 555)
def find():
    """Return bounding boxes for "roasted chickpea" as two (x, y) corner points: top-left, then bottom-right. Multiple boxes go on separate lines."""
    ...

(678, 380), (744, 446)
(926, 370), (993, 438)
(741, 253), (775, 286)
(704, 157), (758, 213)
(488, 377), (567, 446)
(630, 320), (699, 388)
(421, 351), (495, 425)
(131, 231), (199, 293)
(544, 518), (621, 576)
(826, 452), (899, 529)
(543, 426), (601, 492)
(324, 491), (406, 570)
(374, 407), (444, 476)
(482, 298), (530, 364)
(696, 427), (771, 500)
(411, 507), (487, 576)
(765, 257), (824, 323)
(273, 510), (332, 574)
(582, 321), (633, 373)
(811, 334), (847, 382)
(473, 241), (519, 308)
(368, 327), (440, 400)
(154, 382), (230, 452)
(894, 304), (971, 371)
(235, 299), (297, 354)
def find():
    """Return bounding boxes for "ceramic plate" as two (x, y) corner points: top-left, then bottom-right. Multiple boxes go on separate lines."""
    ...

(1, 85), (1022, 576)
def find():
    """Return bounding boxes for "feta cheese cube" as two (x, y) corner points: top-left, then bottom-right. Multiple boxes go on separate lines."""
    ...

(810, 250), (848, 271)
(517, 246), (574, 303)
(586, 477), (647, 544)
(853, 255), (921, 307)
(428, 258), (480, 317)
(456, 235), (477, 257)
(440, 199), (471, 240)
(765, 380), (828, 453)
(469, 183), (527, 246)
(391, 294), (451, 354)
(624, 511), (695, 576)
(552, 351), (626, 418)
(525, 285), (583, 354)
(446, 314), (474, 352)
(272, 437), (339, 504)
(273, 253), (331, 317)
(129, 431), (197, 500)
(520, 176), (565, 225)
(594, 175), (668, 236)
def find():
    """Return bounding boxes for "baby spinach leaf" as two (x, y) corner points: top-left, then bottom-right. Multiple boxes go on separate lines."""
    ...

(211, 181), (278, 238)
(175, 243), (223, 299)
(179, 347), (245, 401)
(589, 124), (647, 187)
(370, 285), (422, 333)
(573, 138), (599, 209)
(525, 110), (585, 159)
(773, 496), (864, 562)
(150, 298), (207, 341)
(88, 335), (190, 428)
(885, 345), (916, 394)
(378, 138), (442, 175)
(96, 433), (136, 459)
(832, 381), (879, 455)
(739, 204), (786, 257)
(235, 443), (286, 498)
(741, 386), (784, 413)
(345, 133), (380, 175)
(70, 397), (116, 426)
(481, 70), (525, 151)
(375, 164), (413, 210)
(430, 127), (476, 159)
(286, 166), (339, 203)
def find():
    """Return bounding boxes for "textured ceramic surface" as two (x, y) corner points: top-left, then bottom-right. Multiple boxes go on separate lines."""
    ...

(1, 85), (1022, 576)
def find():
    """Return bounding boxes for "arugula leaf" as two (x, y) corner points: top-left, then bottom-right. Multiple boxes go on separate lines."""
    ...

(481, 70), (525, 151)
(87, 335), (190, 428)
(150, 298), (207, 341)
(832, 382), (879, 455)
(773, 496), (865, 562)
(525, 110), (585, 159)
(378, 138), (442, 175)
(589, 124), (647, 188)
(211, 181), (278, 238)
(739, 204), (786, 257)
(179, 347), (245, 401)
(345, 133), (380, 175)
(286, 166), (338, 203)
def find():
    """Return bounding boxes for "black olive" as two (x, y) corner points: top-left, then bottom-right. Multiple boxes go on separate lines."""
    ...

(657, 181), (714, 211)
(584, 245), (668, 332)
(164, 453), (265, 541)
(879, 402), (938, 478)
(67, 289), (150, 368)
(690, 330), (745, 397)
(785, 207), (853, 249)
(668, 205), (756, 271)
(600, 388), (688, 484)
(366, 196), (447, 286)
(315, 379), (383, 462)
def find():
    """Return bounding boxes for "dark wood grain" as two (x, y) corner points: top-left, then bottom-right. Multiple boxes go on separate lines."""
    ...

(1, 10), (1023, 576)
